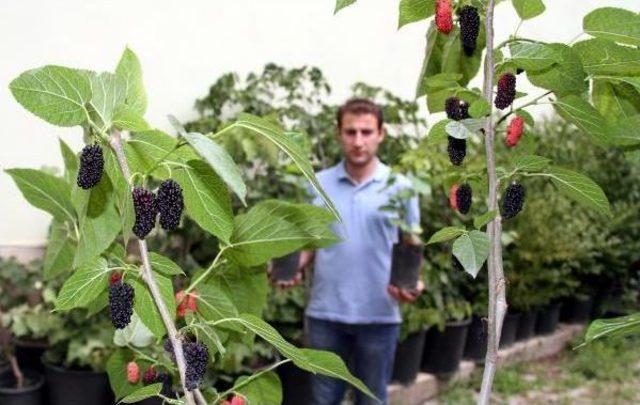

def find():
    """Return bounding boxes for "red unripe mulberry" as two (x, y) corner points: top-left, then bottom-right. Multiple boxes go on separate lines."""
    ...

(176, 290), (198, 318)
(109, 272), (122, 286)
(127, 361), (140, 384)
(449, 184), (459, 211)
(435, 0), (453, 34)
(506, 116), (525, 147)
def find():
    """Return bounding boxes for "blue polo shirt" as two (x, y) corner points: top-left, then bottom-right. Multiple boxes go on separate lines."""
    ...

(306, 159), (420, 324)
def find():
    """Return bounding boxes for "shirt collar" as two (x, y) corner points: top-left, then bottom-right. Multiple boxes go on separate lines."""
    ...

(337, 158), (388, 184)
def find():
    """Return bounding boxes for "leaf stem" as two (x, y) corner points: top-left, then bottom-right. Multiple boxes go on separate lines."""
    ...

(496, 91), (552, 126)
(183, 247), (228, 295)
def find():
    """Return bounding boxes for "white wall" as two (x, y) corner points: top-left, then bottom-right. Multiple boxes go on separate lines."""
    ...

(1, 0), (637, 248)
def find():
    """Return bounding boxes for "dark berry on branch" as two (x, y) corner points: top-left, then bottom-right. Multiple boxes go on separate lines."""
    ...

(157, 180), (184, 231)
(77, 144), (104, 189)
(501, 182), (526, 219)
(132, 187), (157, 239)
(109, 281), (134, 329)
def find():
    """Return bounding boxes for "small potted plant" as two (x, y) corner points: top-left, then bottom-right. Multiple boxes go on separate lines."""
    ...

(269, 252), (302, 283)
(0, 326), (45, 405)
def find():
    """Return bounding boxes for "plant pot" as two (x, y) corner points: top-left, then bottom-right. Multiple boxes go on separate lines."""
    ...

(421, 319), (470, 376)
(0, 368), (44, 405)
(499, 312), (520, 349)
(391, 328), (428, 385)
(13, 339), (48, 374)
(515, 310), (537, 341)
(389, 243), (424, 290)
(535, 303), (561, 335)
(560, 297), (594, 324)
(463, 316), (487, 362)
(275, 360), (311, 405)
(43, 362), (113, 405)
(271, 252), (301, 282)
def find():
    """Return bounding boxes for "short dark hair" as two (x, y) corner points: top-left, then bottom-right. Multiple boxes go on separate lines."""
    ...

(336, 98), (384, 129)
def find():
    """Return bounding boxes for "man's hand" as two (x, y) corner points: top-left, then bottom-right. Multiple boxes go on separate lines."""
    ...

(388, 280), (424, 303)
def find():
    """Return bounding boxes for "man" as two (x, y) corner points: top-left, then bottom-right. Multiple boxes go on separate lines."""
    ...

(274, 98), (423, 405)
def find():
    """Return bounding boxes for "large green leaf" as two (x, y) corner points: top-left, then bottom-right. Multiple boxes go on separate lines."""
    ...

(43, 220), (76, 279)
(207, 265), (268, 319)
(5, 168), (75, 224)
(608, 115), (640, 147)
(226, 200), (338, 267)
(120, 384), (162, 404)
(553, 95), (610, 146)
(573, 38), (640, 76)
(423, 119), (450, 146)
(592, 78), (640, 123)
(416, 22), (440, 98)
(512, 154), (551, 172)
(545, 166), (611, 216)
(183, 132), (247, 205)
(582, 313), (640, 346)
(236, 371), (282, 405)
(59, 138), (78, 184)
(527, 44), (587, 97)
(398, 0), (435, 29)
(74, 203), (121, 268)
(508, 41), (559, 72)
(86, 71), (127, 131)
(106, 349), (148, 399)
(173, 160), (233, 243)
(426, 226), (466, 245)
(133, 273), (176, 339)
(9, 65), (91, 127)
(113, 313), (155, 348)
(583, 7), (640, 47)
(452, 231), (490, 278)
(115, 47), (147, 115)
(148, 252), (184, 276)
(126, 130), (198, 178)
(55, 257), (110, 310)
(195, 282), (238, 323)
(512, 0), (545, 20)
(334, 0), (356, 14)
(104, 148), (135, 245)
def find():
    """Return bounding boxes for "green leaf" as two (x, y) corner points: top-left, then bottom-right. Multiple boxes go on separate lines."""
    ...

(545, 166), (611, 216)
(74, 203), (121, 268)
(113, 313), (156, 348)
(582, 313), (640, 345)
(469, 99), (491, 118)
(426, 227), (466, 245)
(508, 42), (559, 71)
(43, 220), (76, 279)
(452, 231), (490, 278)
(528, 44), (587, 97)
(334, 0), (356, 14)
(226, 200), (338, 267)
(573, 38), (640, 76)
(512, 0), (545, 20)
(184, 132), (247, 205)
(424, 119), (450, 146)
(104, 148), (135, 245)
(5, 168), (75, 223)
(445, 119), (484, 139)
(207, 265), (269, 319)
(120, 384), (162, 404)
(512, 154), (551, 172)
(236, 371), (281, 405)
(55, 257), (110, 310)
(553, 95), (610, 146)
(87, 71), (127, 131)
(583, 7), (640, 47)
(126, 130), (198, 178)
(59, 139), (78, 184)
(474, 211), (497, 230)
(115, 47), (147, 115)
(195, 282), (238, 323)
(416, 23), (440, 98)
(592, 79), (640, 124)
(148, 252), (184, 276)
(133, 273), (176, 339)
(608, 115), (640, 147)
(173, 160), (233, 243)
(107, 349), (139, 399)
(233, 114), (340, 221)
(398, 0), (435, 29)
(112, 108), (150, 132)
(9, 65), (92, 127)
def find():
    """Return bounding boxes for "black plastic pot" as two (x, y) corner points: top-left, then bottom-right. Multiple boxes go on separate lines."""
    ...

(43, 362), (113, 405)
(392, 328), (428, 385)
(463, 316), (487, 362)
(535, 303), (561, 335)
(389, 243), (424, 290)
(276, 360), (311, 405)
(13, 339), (48, 374)
(499, 313), (520, 349)
(0, 368), (44, 405)
(271, 252), (301, 282)
(560, 297), (594, 324)
(421, 319), (470, 376)
(515, 310), (538, 342)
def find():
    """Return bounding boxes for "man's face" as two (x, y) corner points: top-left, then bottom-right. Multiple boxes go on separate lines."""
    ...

(337, 112), (384, 167)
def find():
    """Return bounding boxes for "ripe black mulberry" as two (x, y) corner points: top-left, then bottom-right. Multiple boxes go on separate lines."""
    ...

(447, 136), (467, 166)
(132, 187), (157, 239)
(77, 144), (104, 189)
(501, 182), (525, 219)
(183, 341), (209, 390)
(108, 281), (134, 329)
(459, 6), (480, 56)
(157, 180), (184, 231)
(456, 184), (472, 214)
(495, 73), (516, 110)
(445, 97), (470, 121)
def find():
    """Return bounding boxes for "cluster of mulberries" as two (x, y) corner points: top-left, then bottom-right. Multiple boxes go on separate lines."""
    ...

(132, 187), (158, 239)
(77, 144), (104, 189)
(445, 97), (470, 121)
(184, 341), (209, 390)
(126, 361), (140, 384)
(495, 73), (517, 110)
(505, 116), (525, 147)
(109, 281), (134, 329)
(449, 184), (472, 214)
(501, 182), (525, 219)
(459, 6), (480, 56)
(157, 180), (184, 230)
(435, 0), (453, 34)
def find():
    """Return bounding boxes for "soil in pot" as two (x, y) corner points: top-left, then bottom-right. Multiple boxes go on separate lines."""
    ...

(44, 362), (113, 405)
(392, 328), (428, 385)
(535, 303), (561, 335)
(515, 310), (537, 341)
(421, 319), (470, 376)
(276, 361), (312, 405)
(463, 316), (487, 362)
(270, 252), (301, 282)
(0, 368), (44, 405)
(560, 297), (594, 324)
(13, 339), (48, 374)
(499, 312), (520, 349)
(389, 242), (424, 291)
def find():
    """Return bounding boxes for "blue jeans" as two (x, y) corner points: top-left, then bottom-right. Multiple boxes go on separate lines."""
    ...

(307, 317), (400, 405)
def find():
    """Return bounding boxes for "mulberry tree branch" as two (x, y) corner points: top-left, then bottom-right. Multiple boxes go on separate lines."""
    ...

(109, 130), (195, 405)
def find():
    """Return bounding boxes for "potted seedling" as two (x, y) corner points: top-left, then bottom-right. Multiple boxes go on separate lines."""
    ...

(0, 325), (45, 405)
(269, 252), (302, 283)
